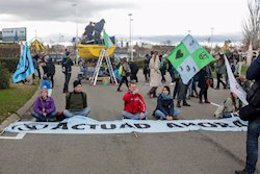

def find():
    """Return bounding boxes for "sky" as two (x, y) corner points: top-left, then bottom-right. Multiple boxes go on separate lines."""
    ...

(0, 0), (248, 43)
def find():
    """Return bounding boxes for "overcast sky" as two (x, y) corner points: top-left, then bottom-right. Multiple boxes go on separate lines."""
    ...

(0, 0), (248, 43)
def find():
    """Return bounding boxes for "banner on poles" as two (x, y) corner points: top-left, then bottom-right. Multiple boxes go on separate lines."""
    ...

(5, 116), (248, 134)
(167, 34), (214, 84)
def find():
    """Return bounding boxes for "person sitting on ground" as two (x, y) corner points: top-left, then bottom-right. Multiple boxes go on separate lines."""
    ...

(122, 82), (147, 120)
(40, 74), (52, 96)
(222, 92), (240, 118)
(153, 86), (180, 120)
(63, 80), (91, 118)
(32, 87), (57, 122)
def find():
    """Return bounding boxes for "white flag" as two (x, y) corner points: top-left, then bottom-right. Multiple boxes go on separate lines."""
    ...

(224, 55), (248, 105)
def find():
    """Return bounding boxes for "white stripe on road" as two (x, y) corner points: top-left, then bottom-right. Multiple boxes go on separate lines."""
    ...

(0, 133), (26, 140)
(210, 102), (220, 107)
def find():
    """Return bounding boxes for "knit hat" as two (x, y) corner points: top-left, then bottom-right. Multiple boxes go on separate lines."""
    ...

(73, 80), (81, 88)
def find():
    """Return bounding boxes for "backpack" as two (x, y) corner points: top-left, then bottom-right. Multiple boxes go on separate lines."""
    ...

(246, 81), (260, 108)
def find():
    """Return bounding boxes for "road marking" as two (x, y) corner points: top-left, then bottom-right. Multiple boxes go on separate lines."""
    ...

(0, 133), (26, 140)
(210, 102), (220, 107)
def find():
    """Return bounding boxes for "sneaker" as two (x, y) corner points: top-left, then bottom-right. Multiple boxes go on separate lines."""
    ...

(117, 89), (122, 92)
(205, 100), (210, 104)
(177, 102), (181, 108)
(199, 100), (203, 104)
(183, 102), (191, 107)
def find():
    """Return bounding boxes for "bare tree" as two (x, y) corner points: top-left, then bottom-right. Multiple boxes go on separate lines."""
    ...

(243, 0), (260, 49)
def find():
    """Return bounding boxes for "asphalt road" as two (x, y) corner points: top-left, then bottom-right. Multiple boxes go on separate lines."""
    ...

(0, 65), (257, 174)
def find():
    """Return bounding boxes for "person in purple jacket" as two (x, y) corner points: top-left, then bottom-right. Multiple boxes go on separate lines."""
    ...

(32, 87), (57, 122)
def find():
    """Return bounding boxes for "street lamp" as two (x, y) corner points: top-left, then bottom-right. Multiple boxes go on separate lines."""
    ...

(72, 3), (79, 65)
(128, 13), (133, 61)
(210, 27), (214, 51)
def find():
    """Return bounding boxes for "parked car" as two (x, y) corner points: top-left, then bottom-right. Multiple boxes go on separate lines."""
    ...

(44, 53), (64, 64)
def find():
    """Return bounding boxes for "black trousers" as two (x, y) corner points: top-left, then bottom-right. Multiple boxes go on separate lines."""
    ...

(48, 75), (54, 88)
(130, 74), (138, 83)
(216, 73), (226, 88)
(199, 85), (208, 101)
(63, 73), (71, 93)
(148, 87), (158, 97)
(118, 76), (129, 90)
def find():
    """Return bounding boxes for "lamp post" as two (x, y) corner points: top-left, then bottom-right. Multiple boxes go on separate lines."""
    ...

(210, 27), (214, 51)
(128, 13), (133, 61)
(72, 3), (79, 65)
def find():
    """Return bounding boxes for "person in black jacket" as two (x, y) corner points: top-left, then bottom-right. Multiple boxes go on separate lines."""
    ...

(153, 86), (180, 120)
(198, 66), (211, 104)
(62, 51), (74, 93)
(129, 61), (139, 83)
(235, 55), (260, 174)
(46, 58), (55, 88)
(143, 54), (151, 82)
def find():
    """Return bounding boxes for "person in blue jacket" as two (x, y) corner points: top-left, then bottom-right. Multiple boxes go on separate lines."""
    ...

(236, 54), (260, 174)
(153, 86), (180, 120)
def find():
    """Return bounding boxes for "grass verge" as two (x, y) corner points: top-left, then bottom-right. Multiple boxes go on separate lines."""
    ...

(0, 80), (39, 123)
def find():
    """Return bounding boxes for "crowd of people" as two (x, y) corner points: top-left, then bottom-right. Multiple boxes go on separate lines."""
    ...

(30, 48), (246, 122)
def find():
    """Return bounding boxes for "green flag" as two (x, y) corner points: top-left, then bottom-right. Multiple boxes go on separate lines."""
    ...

(103, 30), (113, 48)
(167, 34), (214, 84)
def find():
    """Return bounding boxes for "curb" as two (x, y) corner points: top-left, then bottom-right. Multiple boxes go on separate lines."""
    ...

(0, 86), (40, 132)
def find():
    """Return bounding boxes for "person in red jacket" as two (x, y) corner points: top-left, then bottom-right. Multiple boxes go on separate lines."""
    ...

(122, 82), (147, 120)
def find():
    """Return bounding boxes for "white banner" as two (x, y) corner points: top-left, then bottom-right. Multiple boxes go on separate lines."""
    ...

(224, 56), (248, 105)
(5, 116), (248, 134)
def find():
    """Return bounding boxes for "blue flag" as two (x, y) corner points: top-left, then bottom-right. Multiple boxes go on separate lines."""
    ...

(12, 43), (35, 83)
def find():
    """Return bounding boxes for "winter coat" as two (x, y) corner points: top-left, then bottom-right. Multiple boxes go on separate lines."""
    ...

(33, 96), (56, 115)
(46, 60), (55, 76)
(149, 55), (161, 87)
(65, 91), (87, 111)
(198, 66), (211, 89)
(216, 59), (226, 75)
(247, 55), (260, 81)
(121, 62), (130, 77)
(123, 92), (146, 114)
(129, 62), (139, 75)
(143, 56), (150, 74)
(62, 57), (74, 74)
(155, 94), (175, 116)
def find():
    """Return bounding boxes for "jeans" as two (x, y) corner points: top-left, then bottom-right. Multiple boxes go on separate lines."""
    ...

(154, 109), (180, 120)
(168, 68), (175, 83)
(32, 111), (57, 122)
(122, 111), (148, 120)
(245, 118), (260, 174)
(177, 79), (188, 102)
(63, 73), (71, 93)
(63, 107), (91, 118)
